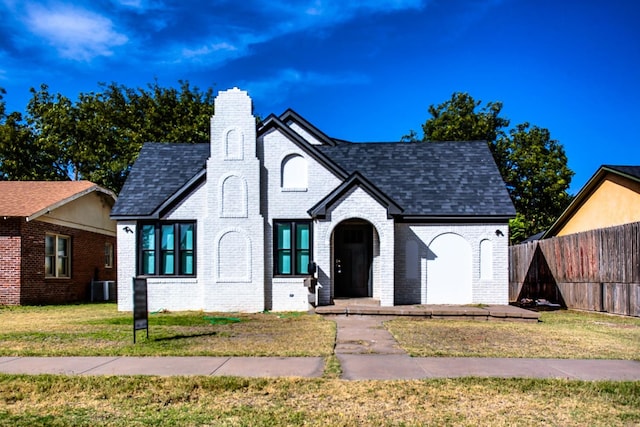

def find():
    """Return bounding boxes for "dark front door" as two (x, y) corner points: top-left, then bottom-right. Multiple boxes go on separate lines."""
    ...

(334, 223), (372, 298)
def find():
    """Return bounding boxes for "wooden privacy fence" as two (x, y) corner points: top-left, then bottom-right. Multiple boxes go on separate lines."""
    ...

(509, 221), (640, 317)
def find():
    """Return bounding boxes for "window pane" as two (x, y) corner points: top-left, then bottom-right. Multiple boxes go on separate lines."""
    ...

(57, 257), (68, 277)
(57, 236), (68, 256)
(181, 251), (194, 275)
(143, 251), (155, 275)
(180, 224), (194, 250)
(277, 223), (291, 249)
(57, 237), (69, 277)
(278, 250), (291, 274)
(296, 224), (310, 249)
(141, 225), (155, 250)
(45, 235), (55, 276)
(105, 243), (113, 267)
(297, 251), (310, 275)
(161, 225), (174, 250)
(162, 252), (174, 274)
(45, 256), (54, 276)
(45, 235), (54, 256)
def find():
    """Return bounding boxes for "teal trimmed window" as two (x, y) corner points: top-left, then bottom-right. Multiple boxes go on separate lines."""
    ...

(274, 220), (311, 276)
(139, 222), (196, 276)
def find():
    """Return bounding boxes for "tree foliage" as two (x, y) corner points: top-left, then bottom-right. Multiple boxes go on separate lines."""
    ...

(494, 123), (573, 242)
(0, 81), (215, 193)
(0, 88), (61, 180)
(407, 92), (574, 243)
(422, 92), (510, 143)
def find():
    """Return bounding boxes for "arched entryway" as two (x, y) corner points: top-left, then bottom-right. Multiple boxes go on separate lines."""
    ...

(333, 220), (374, 298)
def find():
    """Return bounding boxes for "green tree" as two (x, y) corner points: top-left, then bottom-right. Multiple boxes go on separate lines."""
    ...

(7, 80), (216, 192)
(494, 123), (573, 241)
(422, 92), (510, 143)
(408, 92), (573, 243)
(0, 88), (62, 180)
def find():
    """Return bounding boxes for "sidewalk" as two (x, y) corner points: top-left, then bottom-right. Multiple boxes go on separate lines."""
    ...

(0, 314), (639, 380)
(1, 355), (639, 380)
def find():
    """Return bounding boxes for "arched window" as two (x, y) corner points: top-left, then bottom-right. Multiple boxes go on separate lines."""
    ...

(281, 154), (308, 190)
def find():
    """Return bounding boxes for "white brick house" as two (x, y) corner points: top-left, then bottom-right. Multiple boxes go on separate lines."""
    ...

(111, 88), (515, 312)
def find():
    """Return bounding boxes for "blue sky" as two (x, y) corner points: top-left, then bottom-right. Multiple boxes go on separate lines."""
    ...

(1, 0), (638, 193)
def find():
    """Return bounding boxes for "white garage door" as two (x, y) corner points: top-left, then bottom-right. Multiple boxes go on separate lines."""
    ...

(427, 233), (472, 304)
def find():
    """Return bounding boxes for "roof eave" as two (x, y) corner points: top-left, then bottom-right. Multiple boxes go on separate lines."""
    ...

(259, 115), (349, 180)
(542, 166), (611, 238)
(308, 172), (404, 219)
(277, 109), (337, 146)
(154, 169), (207, 218)
(110, 214), (159, 221)
(110, 169), (206, 221)
(27, 184), (117, 222)
(397, 214), (515, 223)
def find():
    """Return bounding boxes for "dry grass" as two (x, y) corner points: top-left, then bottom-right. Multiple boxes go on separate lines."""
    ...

(0, 375), (638, 426)
(0, 304), (335, 357)
(386, 310), (640, 360)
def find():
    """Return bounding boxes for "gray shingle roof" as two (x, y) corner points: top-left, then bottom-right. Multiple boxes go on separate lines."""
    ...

(604, 165), (640, 181)
(111, 143), (209, 217)
(112, 132), (515, 219)
(317, 141), (515, 218)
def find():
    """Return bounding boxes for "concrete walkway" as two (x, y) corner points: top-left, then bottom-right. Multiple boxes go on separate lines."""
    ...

(1, 355), (638, 380)
(328, 314), (640, 380)
(1, 314), (639, 380)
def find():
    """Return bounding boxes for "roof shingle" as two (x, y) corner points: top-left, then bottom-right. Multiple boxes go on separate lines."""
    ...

(111, 143), (210, 217)
(0, 181), (98, 217)
(317, 140), (515, 217)
(113, 128), (515, 219)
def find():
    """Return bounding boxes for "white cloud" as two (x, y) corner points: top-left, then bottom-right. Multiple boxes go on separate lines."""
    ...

(112, 0), (165, 13)
(182, 42), (238, 59)
(25, 3), (128, 61)
(274, 0), (426, 29)
(173, 0), (426, 66)
(243, 68), (370, 103)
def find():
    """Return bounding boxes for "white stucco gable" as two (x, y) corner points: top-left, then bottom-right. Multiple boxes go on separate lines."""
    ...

(313, 184), (395, 306)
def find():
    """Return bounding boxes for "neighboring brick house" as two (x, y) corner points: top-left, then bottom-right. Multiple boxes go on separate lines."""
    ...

(543, 165), (640, 237)
(111, 88), (515, 312)
(0, 181), (117, 305)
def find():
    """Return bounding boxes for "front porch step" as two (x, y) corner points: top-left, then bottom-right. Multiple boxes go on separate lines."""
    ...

(333, 297), (380, 306)
(315, 304), (540, 321)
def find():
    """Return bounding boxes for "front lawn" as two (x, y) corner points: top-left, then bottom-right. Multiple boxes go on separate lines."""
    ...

(386, 310), (640, 359)
(0, 375), (638, 426)
(0, 304), (335, 357)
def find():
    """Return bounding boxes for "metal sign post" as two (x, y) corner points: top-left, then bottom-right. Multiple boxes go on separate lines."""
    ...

(133, 277), (148, 343)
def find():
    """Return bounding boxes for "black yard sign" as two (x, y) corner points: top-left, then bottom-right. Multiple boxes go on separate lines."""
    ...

(133, 277), (148, 343)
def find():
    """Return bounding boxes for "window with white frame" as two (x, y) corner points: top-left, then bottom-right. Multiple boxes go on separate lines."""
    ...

(104, 242), (114, 268)
(45, 234), (70, 278)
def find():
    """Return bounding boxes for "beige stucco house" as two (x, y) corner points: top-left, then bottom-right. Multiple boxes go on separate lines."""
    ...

(543, 165), (640, 237)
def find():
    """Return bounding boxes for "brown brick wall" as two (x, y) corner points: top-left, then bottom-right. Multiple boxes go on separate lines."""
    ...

(1, 218), (116, 305)
(0, 218), (22, 305)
